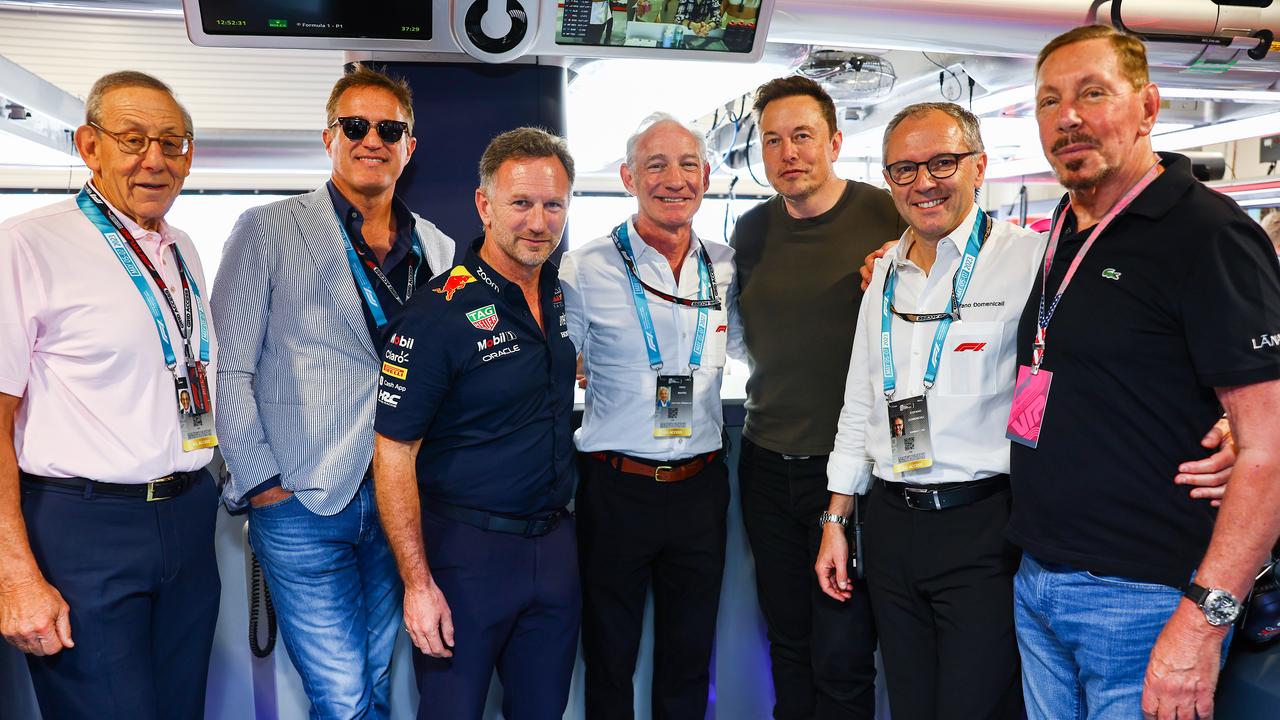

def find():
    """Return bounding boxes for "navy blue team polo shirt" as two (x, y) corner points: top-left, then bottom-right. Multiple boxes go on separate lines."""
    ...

(374, 238), (577, 517)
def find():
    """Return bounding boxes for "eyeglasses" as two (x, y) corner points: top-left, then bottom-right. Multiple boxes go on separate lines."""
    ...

(884, 151), (979, 186)
(331, 116), (410, 144)
(89, 122), (192, 157)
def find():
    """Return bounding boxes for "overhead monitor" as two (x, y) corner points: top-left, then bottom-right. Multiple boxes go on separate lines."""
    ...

(183, 0), (774, 62)
(553, 0), (766, 56)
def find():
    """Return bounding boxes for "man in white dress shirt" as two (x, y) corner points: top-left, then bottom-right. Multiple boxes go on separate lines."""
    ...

(559, 112), (738, 720)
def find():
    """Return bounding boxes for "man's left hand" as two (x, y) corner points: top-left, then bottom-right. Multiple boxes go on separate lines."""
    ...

(1175, 417), (1234, 507)
(1141, 602), (1226, 720)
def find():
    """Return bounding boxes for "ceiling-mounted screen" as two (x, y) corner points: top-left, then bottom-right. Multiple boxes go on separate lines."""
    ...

(183, 0), (438, 50)
(200, 0), (429, 41)
(555, 0), (762, 54)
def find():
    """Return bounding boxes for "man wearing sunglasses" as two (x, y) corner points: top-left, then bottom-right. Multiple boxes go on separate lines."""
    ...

(0, 71), (220, 719)
(212, 64), (454, 718)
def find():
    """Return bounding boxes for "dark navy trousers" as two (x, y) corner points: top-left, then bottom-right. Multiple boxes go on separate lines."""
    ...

(413, 507), (580, 720)
(20, 470), (220, 720)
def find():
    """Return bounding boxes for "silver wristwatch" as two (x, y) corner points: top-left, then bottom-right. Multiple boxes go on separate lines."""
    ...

(1183, 582), (1241, 627)
(818, 511), (849, 529)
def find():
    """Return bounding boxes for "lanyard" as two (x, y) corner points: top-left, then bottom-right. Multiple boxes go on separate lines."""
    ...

(611, 221), (714, 371)
(1032, 162), (1160, 372)
(881, 209), (989, 398)
(77, 185), (209, 369)
(337, 217), (423, 329)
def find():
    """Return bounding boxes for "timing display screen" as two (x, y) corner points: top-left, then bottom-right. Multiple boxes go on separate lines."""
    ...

(199, 0), (430, 40)
(556, 0), (760, 53)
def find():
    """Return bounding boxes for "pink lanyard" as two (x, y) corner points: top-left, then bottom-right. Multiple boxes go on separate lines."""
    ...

(1032, 162), (1162, 371)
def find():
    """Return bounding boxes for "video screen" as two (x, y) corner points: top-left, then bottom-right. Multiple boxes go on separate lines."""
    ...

(198, 0), (430, 41)
(556, 0), (760, 54)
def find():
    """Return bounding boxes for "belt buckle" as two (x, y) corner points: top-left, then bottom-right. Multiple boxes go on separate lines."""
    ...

(654, 465), (673, 482)
(903, 486), (941, 511)
(146, 475), (176, 503)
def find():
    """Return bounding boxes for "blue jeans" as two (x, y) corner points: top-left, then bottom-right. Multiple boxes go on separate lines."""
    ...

(1014, 554), (1230, 720)
(249, 479), (402, 720)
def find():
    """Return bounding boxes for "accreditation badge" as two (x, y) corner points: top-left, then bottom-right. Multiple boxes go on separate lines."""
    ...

(180, 412), (218, 452)
(888, 395), (934, 474)
(653, 375), (694, 438)
(1006, 364), (1053, 448)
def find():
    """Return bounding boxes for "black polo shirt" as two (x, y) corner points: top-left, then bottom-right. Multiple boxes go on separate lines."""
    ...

(373, 238), (576, 517)
(1008, 152), (1280, 587)
(327, 181), (420, 344)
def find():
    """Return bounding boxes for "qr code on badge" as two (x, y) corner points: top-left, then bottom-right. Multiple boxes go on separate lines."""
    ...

(668, 408), (679, 419)
(904, 436), (915, 451)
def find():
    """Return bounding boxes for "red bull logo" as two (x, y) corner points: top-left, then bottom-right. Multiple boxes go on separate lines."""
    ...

(433, 266), (477, 302)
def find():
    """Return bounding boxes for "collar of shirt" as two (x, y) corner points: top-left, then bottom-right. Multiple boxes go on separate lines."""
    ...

(87, 181), (177, 271)
(625, 215), (704, 266)
(326, 180), (416, 270)
(889, 203), (979, 274)
(466, 236), (562, 301)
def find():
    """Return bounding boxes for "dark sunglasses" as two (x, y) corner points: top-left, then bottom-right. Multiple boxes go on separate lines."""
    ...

(331, 116), (410, 144)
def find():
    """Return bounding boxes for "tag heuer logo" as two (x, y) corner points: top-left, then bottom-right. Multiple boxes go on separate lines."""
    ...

(467, 304), (499, 331)
(1102, 268), (1122, 280)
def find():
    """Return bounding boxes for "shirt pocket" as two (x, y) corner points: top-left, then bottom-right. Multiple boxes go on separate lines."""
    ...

(936, 320), (1005, 397)
(699, 309), (729, 369)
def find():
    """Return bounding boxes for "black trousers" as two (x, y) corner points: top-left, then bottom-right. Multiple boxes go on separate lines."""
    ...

(19, 470), (220, 720)
(576, 451), (730, 720)
(738, 438), (877, 720)
(864, 478), (1023, 720)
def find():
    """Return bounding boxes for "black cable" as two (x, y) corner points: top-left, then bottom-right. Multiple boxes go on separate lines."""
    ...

(247, 548), (275, 655)
(1017, 178), (1029, 228)
(968, 76), (976, 112)
(724, 175), (740, 242)
(923, 52), (962, 101)
(744, 124), (769, 188)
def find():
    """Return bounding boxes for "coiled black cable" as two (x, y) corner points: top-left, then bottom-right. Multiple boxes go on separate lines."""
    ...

(248, 551), (277, 658)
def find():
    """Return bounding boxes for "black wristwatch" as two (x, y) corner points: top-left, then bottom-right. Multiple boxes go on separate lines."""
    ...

(1182, 582), (1241, 627)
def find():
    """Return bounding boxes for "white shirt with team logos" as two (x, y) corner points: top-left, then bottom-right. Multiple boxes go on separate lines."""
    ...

(827, 204), (1046, 495)
(560, 218), (742, 461)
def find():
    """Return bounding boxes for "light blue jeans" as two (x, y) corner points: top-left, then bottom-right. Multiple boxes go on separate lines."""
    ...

(249, 480), (403, 720)
(1013, 553), (1230, 720)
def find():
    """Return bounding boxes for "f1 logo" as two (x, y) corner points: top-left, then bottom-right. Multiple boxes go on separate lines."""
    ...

(954, 342), (987, 352)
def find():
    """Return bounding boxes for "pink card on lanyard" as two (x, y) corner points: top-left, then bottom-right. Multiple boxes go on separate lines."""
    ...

(1007, 365), (1053, 448)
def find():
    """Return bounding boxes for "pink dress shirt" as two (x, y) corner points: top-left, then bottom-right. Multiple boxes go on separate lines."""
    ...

(0, 187), (217, 483)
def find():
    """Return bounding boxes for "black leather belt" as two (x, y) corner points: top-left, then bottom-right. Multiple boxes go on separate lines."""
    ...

(20, 471), (203, 502)
(426, 499), (564, 538)
(877, 474), (1009, 511)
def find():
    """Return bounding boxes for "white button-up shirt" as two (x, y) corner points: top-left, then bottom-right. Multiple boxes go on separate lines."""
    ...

(827, 205), (1045, 495)
(0, 188), (216, 483)
(560, 217), (741, 461)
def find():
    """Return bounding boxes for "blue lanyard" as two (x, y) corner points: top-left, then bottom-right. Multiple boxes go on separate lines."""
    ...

(337, 217), (423, 329)
(611, 222), (712, 371)
(77, 187), (209, 369)
(881, 210), (988, 398)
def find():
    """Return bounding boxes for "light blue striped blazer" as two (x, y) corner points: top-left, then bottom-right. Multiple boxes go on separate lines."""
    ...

(211, 186), (455, 515)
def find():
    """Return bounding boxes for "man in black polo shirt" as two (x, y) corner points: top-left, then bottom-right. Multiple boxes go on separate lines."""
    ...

(1010, 25), (1280, 720)
(372, 127), (578, 719)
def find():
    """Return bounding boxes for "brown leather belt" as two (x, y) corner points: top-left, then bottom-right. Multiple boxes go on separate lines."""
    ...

(589, 450), (719, 483)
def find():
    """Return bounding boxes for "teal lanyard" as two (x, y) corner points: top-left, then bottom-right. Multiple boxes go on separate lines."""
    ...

(610, 222), (712, 371)
(337, 217), (423, 329)
(881, 210), (988, 398)
(76, 186), (208, 368)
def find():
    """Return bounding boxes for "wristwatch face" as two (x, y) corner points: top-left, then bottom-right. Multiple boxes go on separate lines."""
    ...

(1204, 589), (1241, 626)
